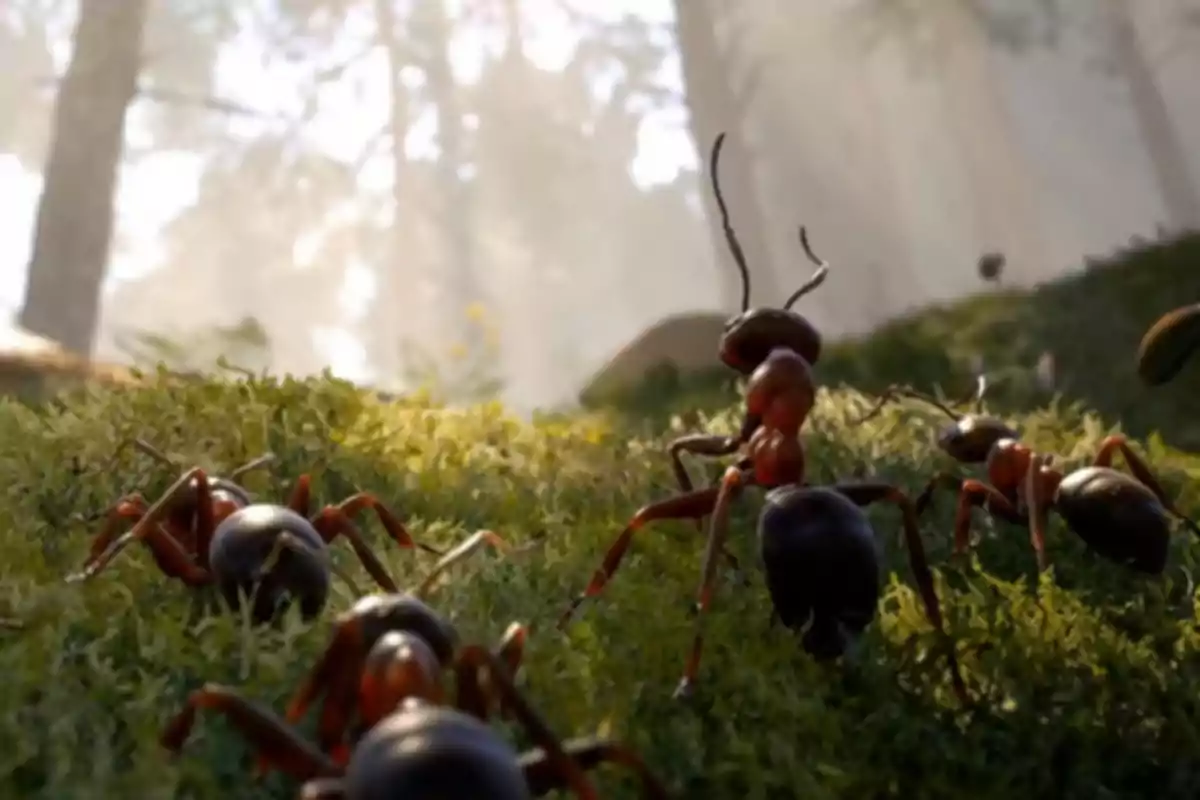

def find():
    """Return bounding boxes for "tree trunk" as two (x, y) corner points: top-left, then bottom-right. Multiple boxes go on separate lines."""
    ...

(19, 0), (149, 356)
(420, 0), (476, 347)
(929, 0), (1048, 285)
(368, 0), (415, 381)
(1106, 0), (1200, 232)
(673, 0), (780, 312)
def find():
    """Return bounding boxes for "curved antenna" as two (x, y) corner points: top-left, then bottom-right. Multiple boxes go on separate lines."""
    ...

(708, 132), (752, 312)
(782, 227), (830, 309)
(972, 372), (988, 414)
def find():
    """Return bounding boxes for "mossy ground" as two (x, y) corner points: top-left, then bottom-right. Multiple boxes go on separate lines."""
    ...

(3, 366), (1200, 798)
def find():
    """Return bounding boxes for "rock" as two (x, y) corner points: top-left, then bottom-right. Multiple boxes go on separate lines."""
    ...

(0, 324), (141, 399)
(580, 311), (729, 403)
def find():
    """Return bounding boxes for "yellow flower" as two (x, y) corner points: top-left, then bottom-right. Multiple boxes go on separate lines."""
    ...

(464, 302), (487, 323)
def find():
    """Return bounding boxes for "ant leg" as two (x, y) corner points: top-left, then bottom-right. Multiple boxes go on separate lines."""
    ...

(1093, 434), (1200, 536)
(299, 780), (346, 800)
(132, 438), (178, 466)
(667, 426), (756, 581)
(913, 472), (963, 516)
(520, 737), (671, 799)
(310, 510), (399, 593)
(1025, 456), (1053, 573)
(76, 494), (148, 570)
(283, 617), (371, 763)
(830, 482), (970, 706)
(161, 683), (337, 782)
(328, 492), (443, 555)
(455, 645), (599, 800)
(675, 466), (750, 698)
(557, 486), (722, 629)
(66, 469), (214, 585)
(950, 480), (1024, 557)
(286, 474), (314, 516)
(477, 622), (529, 721)
(413, 530), (508, 598)
(228, 452), (276, 481)
(668, 433), (740, 494)
(495, 621), (527, 677)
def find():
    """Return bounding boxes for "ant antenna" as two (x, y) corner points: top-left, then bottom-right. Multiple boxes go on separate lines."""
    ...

(709, 132), (752, 313)
(972, 373), (988, 413)
(783, 227), (831, 309)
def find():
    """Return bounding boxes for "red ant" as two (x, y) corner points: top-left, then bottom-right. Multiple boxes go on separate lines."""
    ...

(67, 449), (443, 623)
(868, 380), (1200, 573)
(70, 438), (275, 579)
(161, 540), (669, 799)
(853, 375), (1019, 467)
(558, 132), (967, 705)
(1137, 301), (1200, 386)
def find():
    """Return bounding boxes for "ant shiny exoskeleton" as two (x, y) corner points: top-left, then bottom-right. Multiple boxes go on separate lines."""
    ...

(68, 459), (443, 624)
(1137, 301), (1200, 386)
(162, 542), (669, 799)
(558, 132), (967, 705)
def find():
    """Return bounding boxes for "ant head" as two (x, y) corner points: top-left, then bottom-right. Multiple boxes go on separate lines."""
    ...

(720, 308), (821, 374)
(708, 132), (831, 374)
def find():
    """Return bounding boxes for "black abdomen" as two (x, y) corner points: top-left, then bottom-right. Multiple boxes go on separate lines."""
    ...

(344, 706), (529, 800)
(208, 504), (331, 623)
(758, 486), (882, 658)
(1054, 467), (1170, 574)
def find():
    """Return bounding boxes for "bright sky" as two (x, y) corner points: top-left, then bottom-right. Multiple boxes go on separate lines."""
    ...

(0, 0), (693, 379)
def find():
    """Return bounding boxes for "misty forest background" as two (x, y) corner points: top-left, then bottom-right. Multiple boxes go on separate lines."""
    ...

(2, 0), (1200, 413)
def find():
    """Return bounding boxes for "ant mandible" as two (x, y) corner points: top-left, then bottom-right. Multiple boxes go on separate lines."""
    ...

(162, 538), (669, 799)
(1137, 301), (1200, 386)
(559, 132), (967, 704)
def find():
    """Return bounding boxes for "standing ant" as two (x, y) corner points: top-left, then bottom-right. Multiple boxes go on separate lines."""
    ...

(665, 132), (829, 501)
(67, 461), (443, 624)
(1137, 302), (1200, 386)
(558, 133), (967, 704)
(161, 539), (669, 799)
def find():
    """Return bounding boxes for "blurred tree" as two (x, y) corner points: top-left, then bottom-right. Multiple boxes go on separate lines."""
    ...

(841, 0), (1050, 285)
(19, 1), (150, 355)
(672, 0), (781, 310)
(848, 0), (1200, 234)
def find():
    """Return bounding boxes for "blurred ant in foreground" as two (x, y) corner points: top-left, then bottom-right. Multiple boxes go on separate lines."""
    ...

(559, 132), (968, 705)
(68, 443), (442, 623)
(162, 536), (668, 799)
(863, 377), (1200, 574)
(1137, 302), (1200, 386)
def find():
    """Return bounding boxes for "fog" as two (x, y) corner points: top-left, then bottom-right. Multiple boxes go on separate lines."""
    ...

(2, 0), (1198, 412)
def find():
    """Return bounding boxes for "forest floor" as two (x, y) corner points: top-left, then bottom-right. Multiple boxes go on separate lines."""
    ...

(1, 235), (1198, 797)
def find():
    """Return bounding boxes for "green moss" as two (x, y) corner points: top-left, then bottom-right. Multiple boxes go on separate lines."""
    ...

(3, 370), (1200, 797)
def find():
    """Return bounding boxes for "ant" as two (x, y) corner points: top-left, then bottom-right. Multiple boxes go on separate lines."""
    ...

(1137, 302), (1200, 386)
(161, 539), (669, 799)
(67, 460), (443, 624)
(853, 375), (1020, 467)
(664, 131), (827, 501)
(881, 381), (1200, 573)
(70, 438), (275, 580)
(558, 132), (967, 704)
